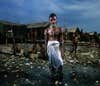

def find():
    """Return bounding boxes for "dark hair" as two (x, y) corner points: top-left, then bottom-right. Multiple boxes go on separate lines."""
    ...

(49, 13), (57, 19)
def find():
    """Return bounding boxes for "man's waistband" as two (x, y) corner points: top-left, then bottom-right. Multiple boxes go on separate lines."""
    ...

(47, 40), (59, 46)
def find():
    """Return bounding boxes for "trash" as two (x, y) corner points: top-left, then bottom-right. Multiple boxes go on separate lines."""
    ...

(95, 80), (100, 86)
(96, 80), (99, 84)
(4, 74), (7, 78)
(7, 67), (10, 70)
(16, 66), (19, 69)
(38, 66), (41, 69)
(69, 59), (74, 63)
(90, 54), (94, 58)
(19, 64), (23, 66)
(42, 67), (45, 69)
(0, 44), (100, 86)
(13, 84), (17, 86)
(98, 59), (100, 63)
(16, 74), (19, 78)
(55, 81), (59, 85)
(30, 66), (33, 69)
(30, 62), (33, 65)
(25, 63), (30, 66)
(4, 64), (7, 67)
(25, 78), (35, 85)
(83, 63), (87, 66)
(12, 62), (15, 64)
(87, 61), (92, 64)
(64, 83), (68, 86)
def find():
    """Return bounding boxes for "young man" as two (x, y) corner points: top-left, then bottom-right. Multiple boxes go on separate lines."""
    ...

(72, 32), (78, 56)
(44, 13), (64, 84)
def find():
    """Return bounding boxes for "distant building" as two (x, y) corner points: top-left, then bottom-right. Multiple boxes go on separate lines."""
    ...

(66, 27), (80, 41)
(0, 20), (50, 44)
(0, 20), (27, 43)
(26, 22), (50, 43)
(89, 32), (95, 42)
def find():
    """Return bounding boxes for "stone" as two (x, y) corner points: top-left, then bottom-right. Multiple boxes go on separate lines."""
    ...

(42, 67), (45, 69)
(55, 81), (59, 85)
(38, 66), (41, 69)
(25, 63), (30, 66)
(13, 84), (17, 86)
(64, 83), (68, 86)
(96, 80), (99, 84)
(4, 74), (7, 78)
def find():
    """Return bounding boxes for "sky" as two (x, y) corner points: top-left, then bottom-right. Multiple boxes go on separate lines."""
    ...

(0, 0), (100, 32)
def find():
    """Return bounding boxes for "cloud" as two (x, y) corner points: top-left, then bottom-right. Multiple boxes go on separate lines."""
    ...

(59, 0), (100, 18)
(0, 0), (100, 32)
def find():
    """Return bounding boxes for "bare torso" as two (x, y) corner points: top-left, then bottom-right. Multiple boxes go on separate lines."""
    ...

(46, 27), (61, 41)
(44, 26), (64, 57)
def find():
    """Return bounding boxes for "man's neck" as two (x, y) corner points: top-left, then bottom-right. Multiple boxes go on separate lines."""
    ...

(49, 24), (57, 28)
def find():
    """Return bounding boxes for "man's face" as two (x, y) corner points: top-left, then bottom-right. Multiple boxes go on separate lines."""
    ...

(49, 16), (57, 24)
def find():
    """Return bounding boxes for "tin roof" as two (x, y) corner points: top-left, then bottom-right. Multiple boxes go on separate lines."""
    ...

(27, 22), (50, 28)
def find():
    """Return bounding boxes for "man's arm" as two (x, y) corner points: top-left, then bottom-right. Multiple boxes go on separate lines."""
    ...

(60, 28), (64, 58)
(44, 29), (47, 56)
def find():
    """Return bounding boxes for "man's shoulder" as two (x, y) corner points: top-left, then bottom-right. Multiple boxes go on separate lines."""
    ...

(58, 27), (64, 32)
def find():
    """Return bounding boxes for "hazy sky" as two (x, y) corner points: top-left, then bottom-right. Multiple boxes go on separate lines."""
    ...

(0, 0), (100, 32)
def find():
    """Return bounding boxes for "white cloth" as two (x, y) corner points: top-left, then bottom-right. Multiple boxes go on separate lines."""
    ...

(47, 40), (63, 70)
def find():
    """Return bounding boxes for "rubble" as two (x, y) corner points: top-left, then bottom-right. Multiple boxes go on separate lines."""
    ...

(0, 44), (100, 86)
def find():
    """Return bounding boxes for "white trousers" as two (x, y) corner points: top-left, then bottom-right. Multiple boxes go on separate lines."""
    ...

(47, 41), (63, 70)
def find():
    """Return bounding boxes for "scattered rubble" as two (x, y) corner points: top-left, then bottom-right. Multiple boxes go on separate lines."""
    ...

(0, 44), (100, 86)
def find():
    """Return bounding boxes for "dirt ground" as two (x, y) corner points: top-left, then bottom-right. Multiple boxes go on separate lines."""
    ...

(0, 44), (100, 86)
